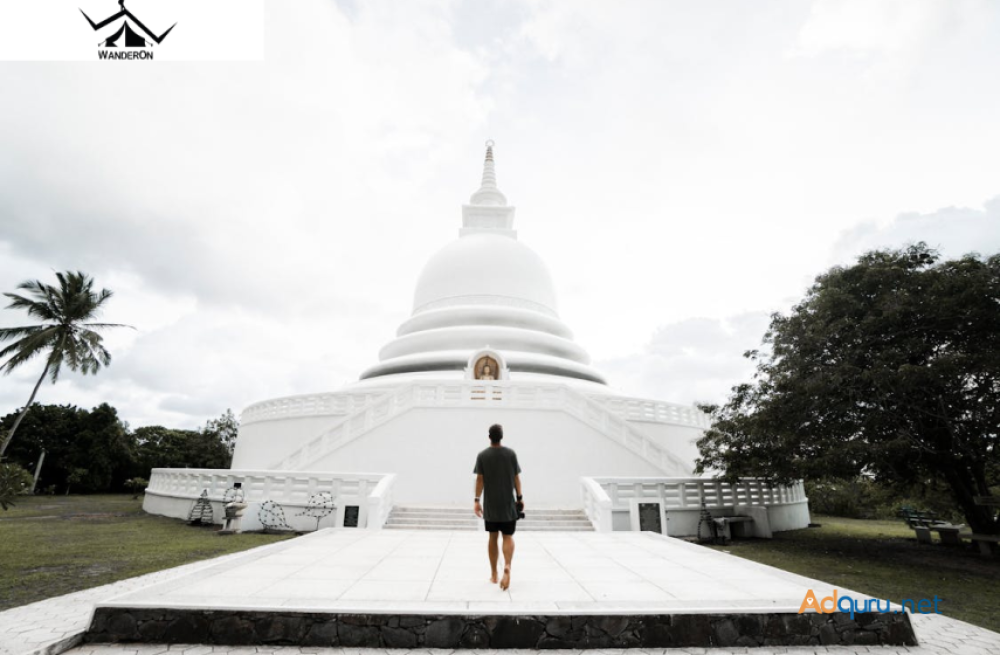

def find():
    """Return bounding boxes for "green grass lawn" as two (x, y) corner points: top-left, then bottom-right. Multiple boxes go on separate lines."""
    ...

(706, 515), (1000, 633)
(0, 494), (295, 610)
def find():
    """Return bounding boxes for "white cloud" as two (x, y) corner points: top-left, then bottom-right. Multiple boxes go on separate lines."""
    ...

(794, 0), (960, 58)
(599, 313), (771, 406)
(832, 196), (1000, 263)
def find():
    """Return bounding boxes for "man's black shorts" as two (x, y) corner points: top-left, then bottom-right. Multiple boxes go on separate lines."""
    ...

(484, 520), (516, 535)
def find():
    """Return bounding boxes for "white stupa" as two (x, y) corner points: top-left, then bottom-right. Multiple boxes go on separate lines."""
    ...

(359, 141), (607, 386)
(230, 142), (700, 503)
(144, 143), (810, 535)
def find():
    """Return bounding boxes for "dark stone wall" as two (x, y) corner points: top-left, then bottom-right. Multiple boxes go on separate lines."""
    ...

(86, 607), (918, 649)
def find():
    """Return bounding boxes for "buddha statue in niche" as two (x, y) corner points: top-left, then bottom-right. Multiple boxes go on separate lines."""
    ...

(475, 356), (499, 380)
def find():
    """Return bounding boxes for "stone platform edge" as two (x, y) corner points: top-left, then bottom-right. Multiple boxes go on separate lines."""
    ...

(85, 607), (917, 649)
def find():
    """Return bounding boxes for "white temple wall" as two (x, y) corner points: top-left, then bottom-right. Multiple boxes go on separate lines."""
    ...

(308, 406), (667, 506)
(625, 422), (703, 475)
(232, 415), (344, 469)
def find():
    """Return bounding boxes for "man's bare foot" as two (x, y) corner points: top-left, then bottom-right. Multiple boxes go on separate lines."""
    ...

(489, 571), (499, 584)
(499, 567), (511, 591)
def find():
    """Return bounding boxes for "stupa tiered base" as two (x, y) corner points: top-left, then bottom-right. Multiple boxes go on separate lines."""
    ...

(84, 529), (916, 649)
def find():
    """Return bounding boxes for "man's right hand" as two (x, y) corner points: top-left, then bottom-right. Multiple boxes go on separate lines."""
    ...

(474, 500), (482, 518)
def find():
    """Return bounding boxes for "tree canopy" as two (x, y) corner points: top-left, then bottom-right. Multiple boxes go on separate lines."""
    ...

(696, 244), (1000, 534)
(0, 404), (236, 497)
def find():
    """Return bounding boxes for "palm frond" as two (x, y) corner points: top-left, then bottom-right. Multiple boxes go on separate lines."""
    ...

(75, 329), (112, 372)
(81, 322), (135, 331)
(0, 324), (51, 343)
(3, 290), (59, 322)
(0, 326), (60, 364)
(0, 331), (57, 374)
(46, 351), (63, 383)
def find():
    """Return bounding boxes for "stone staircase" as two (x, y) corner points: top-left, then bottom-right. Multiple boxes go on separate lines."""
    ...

(383, 505), (594, 531)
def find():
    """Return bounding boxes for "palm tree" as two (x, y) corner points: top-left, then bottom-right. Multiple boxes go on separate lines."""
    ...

(0, 271), (131, 458)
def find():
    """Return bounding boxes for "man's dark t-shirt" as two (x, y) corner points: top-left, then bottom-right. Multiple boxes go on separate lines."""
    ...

(474, 445), (521, 523)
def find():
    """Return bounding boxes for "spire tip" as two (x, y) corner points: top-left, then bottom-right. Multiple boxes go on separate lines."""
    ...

(471, 138), (505, 205)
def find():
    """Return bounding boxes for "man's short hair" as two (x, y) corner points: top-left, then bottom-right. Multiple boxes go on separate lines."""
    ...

(488, 424), (503, 443)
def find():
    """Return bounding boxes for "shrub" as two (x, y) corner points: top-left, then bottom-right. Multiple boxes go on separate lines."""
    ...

(124, 477), (148, 499)
(805, 476), (966, 522)
(0, 463), (34, 510)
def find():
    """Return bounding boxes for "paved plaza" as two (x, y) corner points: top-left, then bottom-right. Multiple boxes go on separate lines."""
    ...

(96, 529), (838, 613)
(1, 529), (997, 655)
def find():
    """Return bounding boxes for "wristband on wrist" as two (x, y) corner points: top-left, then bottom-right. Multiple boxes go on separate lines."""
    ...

(474, 498), (480, 502)
(516, 495), (523, 500)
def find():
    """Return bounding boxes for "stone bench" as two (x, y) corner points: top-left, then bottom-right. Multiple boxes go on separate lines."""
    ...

(912, 523), (965, 546)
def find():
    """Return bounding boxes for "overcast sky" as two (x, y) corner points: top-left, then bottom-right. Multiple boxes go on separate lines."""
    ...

(1, 0), (999, 430)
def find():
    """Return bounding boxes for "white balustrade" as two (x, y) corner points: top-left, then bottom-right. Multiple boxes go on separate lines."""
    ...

(146, 468), (394, 529)
(585, 476), (807, 512)
(366, 473), (398, 530)
(581, 476), (613, 532)
(240, 391), (387, 426)
(588, 396), (712, 428)
(242, 383), (709, 429)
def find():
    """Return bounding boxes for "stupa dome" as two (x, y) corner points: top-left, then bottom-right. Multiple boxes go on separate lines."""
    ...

(412, 232), (558, 317)
(360, 142), (606, 384)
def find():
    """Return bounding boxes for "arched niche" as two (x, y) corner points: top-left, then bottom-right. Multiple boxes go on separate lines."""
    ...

(466, 349), (509, 381)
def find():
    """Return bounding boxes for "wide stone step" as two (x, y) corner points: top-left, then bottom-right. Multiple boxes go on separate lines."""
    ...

(387, 513), (592, 522)
(386, 519), (479, 527)
(385, 505), (594, 531)
(391, 511), (589, 520)
(385, 518), (594, 530)
(385, 523), (477, 530)
(391, 507), (589, 516)
(385, 521), (593, 530)
(382, 523), (598, 531)
(385, 505), (594, 532)
(392, 505), (586, 514)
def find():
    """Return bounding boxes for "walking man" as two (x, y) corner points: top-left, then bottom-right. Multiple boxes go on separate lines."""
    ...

(473, 423), (523, 591)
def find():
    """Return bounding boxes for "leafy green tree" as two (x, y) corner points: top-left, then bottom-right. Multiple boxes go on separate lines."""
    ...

(1, 404), (86, 492)
(133, 423), (231, 475)
(0, 403), (135, 494)
(697, 244), (1000, 534)
(203, 409), (239, 456)
(0, 271), (131, 458)
(72, 403), (135, 492)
